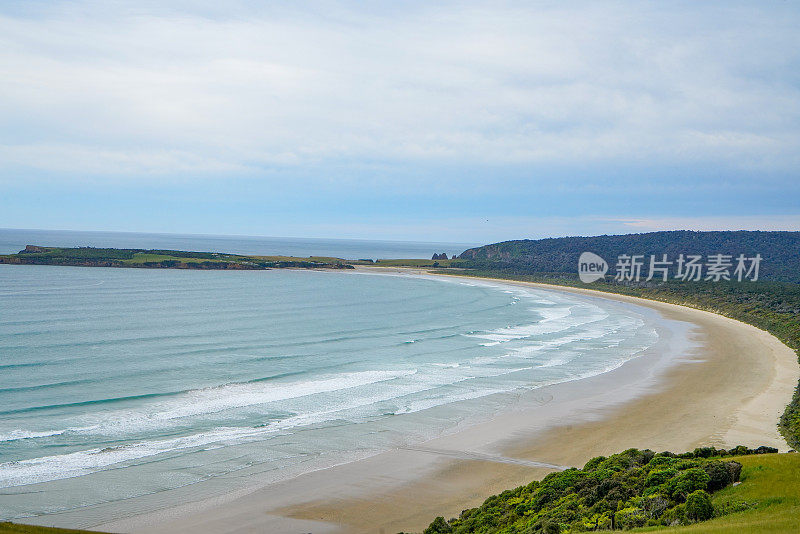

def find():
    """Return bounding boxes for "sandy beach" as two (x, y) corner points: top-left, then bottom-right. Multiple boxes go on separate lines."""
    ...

(84, 270), (798, 534)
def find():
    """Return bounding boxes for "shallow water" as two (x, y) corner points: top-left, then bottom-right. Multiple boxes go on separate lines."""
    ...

(0, 265), (658, 521)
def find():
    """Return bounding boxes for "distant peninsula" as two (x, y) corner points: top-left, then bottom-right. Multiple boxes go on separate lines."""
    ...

(0, 245), (357, 270)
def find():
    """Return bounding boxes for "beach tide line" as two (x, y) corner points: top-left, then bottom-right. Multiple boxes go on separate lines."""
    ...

(398, 446), (570, 470)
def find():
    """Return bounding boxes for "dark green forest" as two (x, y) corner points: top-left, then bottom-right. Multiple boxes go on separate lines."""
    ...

(458, 231), (800, 283)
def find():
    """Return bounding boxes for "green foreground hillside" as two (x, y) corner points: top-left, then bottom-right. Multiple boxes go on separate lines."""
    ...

(652, 453), (800, 533)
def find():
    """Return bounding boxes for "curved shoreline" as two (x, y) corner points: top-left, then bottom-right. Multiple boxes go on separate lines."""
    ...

(445, 272), (798, 451)
(83, 269), (799, 534)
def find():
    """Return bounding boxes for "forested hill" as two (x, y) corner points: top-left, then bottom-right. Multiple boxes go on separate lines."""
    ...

(458, 231), (800, 283)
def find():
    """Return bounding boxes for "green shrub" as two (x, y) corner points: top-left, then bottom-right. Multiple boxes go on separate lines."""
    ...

(703, 460), (742, 491)
(421, 448), (743, 533)
(645, 468), (677, 487)
(424, 516), (452, 534)
(685, 490), (714, 521)
(614, 506), (647, 529)
(664, 467), (710, 501)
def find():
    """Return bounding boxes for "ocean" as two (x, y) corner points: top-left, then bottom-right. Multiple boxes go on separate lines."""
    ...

(0, 228), (477, 260)
(0, 231), (661, 524)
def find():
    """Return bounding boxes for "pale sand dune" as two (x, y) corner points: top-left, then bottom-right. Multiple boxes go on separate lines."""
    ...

(96, 272), (798, 534)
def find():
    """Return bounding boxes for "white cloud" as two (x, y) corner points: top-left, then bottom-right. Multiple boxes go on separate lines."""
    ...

(0, 1), (798, 178)
(609, 215), (800, 233)
(0, 144), (248, 175)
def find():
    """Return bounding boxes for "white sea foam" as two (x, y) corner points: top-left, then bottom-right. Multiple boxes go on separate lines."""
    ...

(466, 305), (612, 344)
(0, 426), (269, 487)
(160, 370), (418, 421)
(0, 366), (531, 488)
(0, 363), (525, 446)
(3, 370), (419, 441)
(0, 429), (66, 442)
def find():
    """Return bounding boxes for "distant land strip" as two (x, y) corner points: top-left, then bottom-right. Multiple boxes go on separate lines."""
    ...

(0, 245), (357, 270)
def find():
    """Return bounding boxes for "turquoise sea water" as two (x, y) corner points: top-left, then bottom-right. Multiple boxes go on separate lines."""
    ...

(0, 264), (658, 522)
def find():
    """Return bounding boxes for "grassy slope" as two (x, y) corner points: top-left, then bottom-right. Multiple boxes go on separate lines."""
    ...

(374, 258), (467, 267)
(641, 453), (800, 534)
(0, 247), (358, 269)
(121, 252), (228, 264)
(252, 255), (359, 265)
(122, 253), (349, 265)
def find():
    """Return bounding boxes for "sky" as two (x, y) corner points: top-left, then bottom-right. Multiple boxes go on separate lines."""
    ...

(1, 0), (799, 243)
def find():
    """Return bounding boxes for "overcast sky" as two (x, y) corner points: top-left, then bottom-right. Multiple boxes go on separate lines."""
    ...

(2, 1), (799, 243)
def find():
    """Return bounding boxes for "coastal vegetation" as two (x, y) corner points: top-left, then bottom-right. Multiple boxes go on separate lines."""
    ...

(373, 258), (467, 268)
(417, 448), (797, 534)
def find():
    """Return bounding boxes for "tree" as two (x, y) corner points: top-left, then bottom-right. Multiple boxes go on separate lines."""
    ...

(665, 468), (710, 501)
(685, 490), (714, 521)
(703, 461), (740, 491)
(614, 506), (647, 529)
(424, 516), (452, 534)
